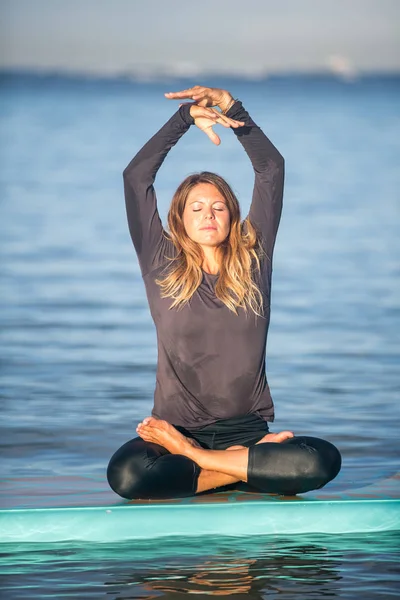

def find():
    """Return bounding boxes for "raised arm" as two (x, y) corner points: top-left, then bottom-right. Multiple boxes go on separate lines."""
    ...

(226, 101), (284, 261)
(165, 86), (284, 261)
(123, 102), (243, 276)
(123, 105), (193, 276)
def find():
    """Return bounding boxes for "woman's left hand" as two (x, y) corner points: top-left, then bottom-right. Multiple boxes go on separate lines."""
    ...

(188, 104), (244, 145)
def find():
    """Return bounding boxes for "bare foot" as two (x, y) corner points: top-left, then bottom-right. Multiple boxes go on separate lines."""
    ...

(225, 431), (294, 452)
(136, 417), (196, 456)
(256, 431), (294, 444)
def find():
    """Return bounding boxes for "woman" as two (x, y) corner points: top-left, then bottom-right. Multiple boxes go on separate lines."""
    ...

(107, 85), (341, 499)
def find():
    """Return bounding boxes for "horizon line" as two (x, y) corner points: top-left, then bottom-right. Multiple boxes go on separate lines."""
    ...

(1, 66), (400, 84)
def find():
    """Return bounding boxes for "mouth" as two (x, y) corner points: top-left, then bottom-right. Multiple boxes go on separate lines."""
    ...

(200, 227), (217, 231)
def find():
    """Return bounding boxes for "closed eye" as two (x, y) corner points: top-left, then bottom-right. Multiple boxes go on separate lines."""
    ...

(192, 205), (227, 212)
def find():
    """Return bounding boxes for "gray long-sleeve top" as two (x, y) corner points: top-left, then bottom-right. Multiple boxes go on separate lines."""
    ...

(123, 100), (284, 429)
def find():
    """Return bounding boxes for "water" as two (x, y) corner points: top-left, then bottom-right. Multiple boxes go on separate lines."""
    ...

(1, 533), (399, 599)
(1, 73), (399, 597)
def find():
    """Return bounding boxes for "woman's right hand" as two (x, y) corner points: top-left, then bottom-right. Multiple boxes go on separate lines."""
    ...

(188, 104), (244, 146)
(166, 85), (234, 112)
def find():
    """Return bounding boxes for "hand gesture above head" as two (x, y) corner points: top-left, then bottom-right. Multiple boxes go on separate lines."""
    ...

(186, 104), (244, 145)
(165, 86), (244, 145)
(165, 85), (235, 113)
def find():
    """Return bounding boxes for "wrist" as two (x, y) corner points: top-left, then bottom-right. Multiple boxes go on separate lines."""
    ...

(218, 92), (234, 114)
(180, 103), (195, 126)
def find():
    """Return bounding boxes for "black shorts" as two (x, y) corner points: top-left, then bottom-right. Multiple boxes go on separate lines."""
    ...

(175, 413), (269, 450)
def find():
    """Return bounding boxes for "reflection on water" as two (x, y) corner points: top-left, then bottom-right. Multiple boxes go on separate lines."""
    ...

(1, 533), (399, 598)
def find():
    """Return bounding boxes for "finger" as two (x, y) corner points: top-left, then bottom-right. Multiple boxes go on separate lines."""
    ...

(165, 91), (192, 99)
(221, 115), (245, 125)
(204, 108), (220, 118)
(220, 117), (245, 128)
(191, 88), (209, 100)
(166, 87), (196, 95)
(165, 86), (201, 98)
(192, 93), (209, 104)
(195, 107), (219, 120)
(165, 93), (192, 100)
(213, 114), (238, 129)
(205, 128), (221, 146)
(193, 91), (214, 106)
(211, 110), (244, 128)
(210, 107), (236, 123)
(214, 117), (232, 129)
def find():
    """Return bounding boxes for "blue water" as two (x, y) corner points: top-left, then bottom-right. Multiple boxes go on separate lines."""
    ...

(1, 533), (399, 598)
(1, 73), (399, 597)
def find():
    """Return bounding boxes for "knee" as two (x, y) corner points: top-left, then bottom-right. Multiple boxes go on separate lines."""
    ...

(247, 436), (342, 495)
(292, 436), (342, 488)
(106, 455), (136, 500)
(107, 438), (163, 499)
(318, 440), (342, 487)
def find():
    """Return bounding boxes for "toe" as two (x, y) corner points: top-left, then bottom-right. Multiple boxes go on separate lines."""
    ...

(147, 416), (165, 428)
(150, 418), (171, 431)
(277, 431), (294, 442)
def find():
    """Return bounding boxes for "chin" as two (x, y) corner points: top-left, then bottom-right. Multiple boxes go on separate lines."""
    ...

(197, 234), (222, 244)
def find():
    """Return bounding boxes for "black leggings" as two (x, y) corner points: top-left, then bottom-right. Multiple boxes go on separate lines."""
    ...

(107, 415), (341, 500)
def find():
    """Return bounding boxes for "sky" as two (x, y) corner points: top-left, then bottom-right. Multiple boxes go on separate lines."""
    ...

(1, 0), (399, 77)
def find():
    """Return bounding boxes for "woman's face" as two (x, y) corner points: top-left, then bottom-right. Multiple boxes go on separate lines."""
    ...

(182, 183), (231, 248)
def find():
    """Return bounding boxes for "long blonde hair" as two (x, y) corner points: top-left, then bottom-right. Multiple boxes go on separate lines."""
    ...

(156, 172), (264, 316)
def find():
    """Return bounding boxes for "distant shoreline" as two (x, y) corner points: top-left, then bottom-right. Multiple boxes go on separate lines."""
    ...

(1, 68), (399, 86)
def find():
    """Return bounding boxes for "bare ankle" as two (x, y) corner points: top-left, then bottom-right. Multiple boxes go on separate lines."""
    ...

(196, 468), (241, 494)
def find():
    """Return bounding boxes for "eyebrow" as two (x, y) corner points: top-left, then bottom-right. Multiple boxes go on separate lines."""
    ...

(188, 199), (227, 205)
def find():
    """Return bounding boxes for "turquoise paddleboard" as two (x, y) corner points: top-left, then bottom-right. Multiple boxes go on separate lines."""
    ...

(1, 474), (399, 542)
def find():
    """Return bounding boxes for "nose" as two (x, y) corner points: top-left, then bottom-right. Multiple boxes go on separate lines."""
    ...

(204, 206), (215, 219)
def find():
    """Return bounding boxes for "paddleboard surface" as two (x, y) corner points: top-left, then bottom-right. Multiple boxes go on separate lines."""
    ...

(1, 496), (399, 543)
(1, 473), (399, 542)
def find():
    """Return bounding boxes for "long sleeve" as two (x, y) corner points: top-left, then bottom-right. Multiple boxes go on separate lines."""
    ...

(226, 101), (285, 261)
(123, 104), (194, 276)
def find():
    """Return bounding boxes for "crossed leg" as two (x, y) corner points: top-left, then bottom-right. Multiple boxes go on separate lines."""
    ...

(107, 418), (340, 499)
(136, 417), (294, 493)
